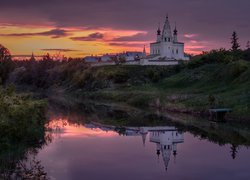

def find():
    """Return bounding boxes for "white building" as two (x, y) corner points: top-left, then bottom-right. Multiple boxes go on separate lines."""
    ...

(84, 123), (184, 171)
(141, 15), (189, 65)
(149, 129), (184, 171)
(101, 54), (117, 62)
(119, 51), (145, 61)
(84, 56), (100, 63)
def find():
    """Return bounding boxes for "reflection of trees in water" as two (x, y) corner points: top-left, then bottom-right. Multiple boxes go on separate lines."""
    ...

(49, 101), (250, 161)
(230, 144), (239, 160)
(1, 153), (50, 180)
(15, 155), (49, 180)
(0, 132), (52, 179)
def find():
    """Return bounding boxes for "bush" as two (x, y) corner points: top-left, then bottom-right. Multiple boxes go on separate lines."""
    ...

(188, 49), (235, 69)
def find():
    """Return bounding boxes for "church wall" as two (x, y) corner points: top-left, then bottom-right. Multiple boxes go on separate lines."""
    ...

(161, 42), (174, 58)
(172, 43), (185, 60)
(140, 59), (179, 66)
(150, 43), (161, 55)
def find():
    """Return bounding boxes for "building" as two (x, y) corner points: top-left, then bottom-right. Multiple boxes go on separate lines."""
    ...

(141, 15), (189, 65)
(119, 51), (145, 61)
(101, 54), (116, 62)
(149, 129), (184, 171)
(84, 123), (184, 171)
(84, 56), (100, 63)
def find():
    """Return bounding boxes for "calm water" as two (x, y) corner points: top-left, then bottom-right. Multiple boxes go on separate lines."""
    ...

(32, 110), (250, 180)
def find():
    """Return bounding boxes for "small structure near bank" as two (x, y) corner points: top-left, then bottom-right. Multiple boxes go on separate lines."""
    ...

(209, 108), (232, 122)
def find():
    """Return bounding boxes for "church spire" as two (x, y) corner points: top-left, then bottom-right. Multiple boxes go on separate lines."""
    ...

(30, 52), (36, 61)
(173, 22), (178, 42)
(162, 14), (173, 42)
(157, 22), (161, 42)
(157, 27), (161, 35)
(143, 45), (146, 58)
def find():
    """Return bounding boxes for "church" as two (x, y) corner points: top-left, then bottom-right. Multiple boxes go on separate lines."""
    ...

(141, 15), (189, 65)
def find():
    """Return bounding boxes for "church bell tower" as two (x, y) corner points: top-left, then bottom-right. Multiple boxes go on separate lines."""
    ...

(162, 15), (173, 42)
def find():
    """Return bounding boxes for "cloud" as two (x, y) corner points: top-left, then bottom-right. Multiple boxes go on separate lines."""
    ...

(41, 48), (79, 52)
(184, 34), (198, 38)
(109, 42), (145, 48)
(186, 46), (206, 51)
(12, 54), (43, 58)
(0, 0), (250, 52)
(70, 32), (104, 41)
(111, 33), (149, 42)
(0, 29), (70, 38)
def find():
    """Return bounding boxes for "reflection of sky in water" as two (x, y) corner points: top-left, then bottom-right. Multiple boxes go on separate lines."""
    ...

(38, 119), (250, 180)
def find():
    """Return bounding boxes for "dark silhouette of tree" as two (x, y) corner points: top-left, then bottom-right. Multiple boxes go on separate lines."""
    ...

(0, 44), (14, 84)
(231, 31), (240, 51)
(230, 144), (239, 160)
(247, 41), (250, 50)
(43, 53), (52, 61)
(0, 44), (11, 61)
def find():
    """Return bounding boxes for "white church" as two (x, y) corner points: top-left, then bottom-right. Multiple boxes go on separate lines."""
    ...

(141, 15), (189, 65)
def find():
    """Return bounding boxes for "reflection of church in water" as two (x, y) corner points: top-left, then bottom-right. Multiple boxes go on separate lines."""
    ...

(85, 123), (184, 171)
(141, 127), (184, 171)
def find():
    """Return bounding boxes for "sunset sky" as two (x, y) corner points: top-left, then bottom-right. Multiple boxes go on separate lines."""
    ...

(0, 0), (249, 58)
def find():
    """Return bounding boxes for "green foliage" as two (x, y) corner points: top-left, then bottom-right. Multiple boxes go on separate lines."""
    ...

(145, 68), (161, 82)
(188, 49), (235, 69)
(188, 48), (250, 69)
(208, 94), (216, 107)
(0, 88), (47, 143)
(215, 60), (249, 82)
(0, 87), (47, 178)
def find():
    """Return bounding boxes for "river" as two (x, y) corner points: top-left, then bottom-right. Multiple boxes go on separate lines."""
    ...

(3, 103), (250, 180)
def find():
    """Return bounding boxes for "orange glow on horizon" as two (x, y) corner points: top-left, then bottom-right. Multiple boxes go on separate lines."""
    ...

(0, 24), (204, 58)
(0, 25), (150, 58)
(47, 119), (118, 138)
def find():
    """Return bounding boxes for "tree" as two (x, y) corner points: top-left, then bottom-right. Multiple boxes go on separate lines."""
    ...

(247, 41), (250, 50)
(0, 44), (14, 84)
(0, 44), (11, 61)
(231, 31), (240, 51)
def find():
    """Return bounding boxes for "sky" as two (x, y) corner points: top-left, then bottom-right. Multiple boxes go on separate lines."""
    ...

(0, 0), (249, 58)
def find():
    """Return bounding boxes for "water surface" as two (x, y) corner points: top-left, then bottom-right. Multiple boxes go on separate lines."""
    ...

(34, 112), (250, 180)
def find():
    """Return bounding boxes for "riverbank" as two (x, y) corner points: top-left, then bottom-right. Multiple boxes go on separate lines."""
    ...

(47, 94), (250, 147)
(0, 87), (47, 179)
(63, 61), (249, 122)
(9, 54), (250, 122)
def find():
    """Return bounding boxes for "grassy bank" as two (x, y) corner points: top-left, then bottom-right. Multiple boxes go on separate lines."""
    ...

(70, 61), (250, 121)
(10, 50), (250, 121)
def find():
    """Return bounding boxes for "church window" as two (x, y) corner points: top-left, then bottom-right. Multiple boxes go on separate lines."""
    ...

(168, 145), (170, 150)
(164, 146), (167, 150)
(165, 38), (167, 42)
(176, 49), (179, 54)
(168, 38), (170, 42)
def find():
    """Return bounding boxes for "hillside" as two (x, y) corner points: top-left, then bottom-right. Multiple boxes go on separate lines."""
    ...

(68, 61), (249, 121)
(9, 50), (250, 121)
(35, 60), (249, 121)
